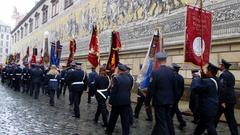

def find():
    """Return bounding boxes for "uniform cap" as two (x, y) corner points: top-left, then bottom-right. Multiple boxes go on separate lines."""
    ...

(70, 61), (76, 66)
(221, 59), (232, 68)
(156, 52), (167, 60)
(172, 63), (181, 69)
(76, 62), (82, 65)
(207, 63), (220, 73)
(118, 63), (127, 71)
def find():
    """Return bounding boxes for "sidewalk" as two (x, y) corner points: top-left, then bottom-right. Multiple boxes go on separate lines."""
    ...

(131, 93), (240, 125)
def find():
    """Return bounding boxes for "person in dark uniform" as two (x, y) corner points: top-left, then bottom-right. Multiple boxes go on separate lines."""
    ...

(59, 65), (67, 96)
(22, 63), (31, 94)
(88, 67), (98, 103)
(189, 69), (200, 124)
(30, 64), (44, 99)
(192, 63), (220, 135)
(94, 65), (110, 128)
(13, 64), (22, 92)
(43, 67), (50, 95)
(171, 63), (186, 130)
(106, 63), (134, 135)
(66, 61), (88, 118)
(65, 62), (76, 106)
(215, 59), (239, 135)
(146, 52), (176, 135)
(9, 65), (14, 89)
(1, 66), (7, 84)
(46, 65), (60, 106)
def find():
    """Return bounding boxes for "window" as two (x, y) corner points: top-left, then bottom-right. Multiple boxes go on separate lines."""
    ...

(0, 48), (2, 53)
(35, 12), (40, 28)
(5, 48), (8, 54)
(6, 41), (8, 47)
(42, 5), (48, 24)
(6, 35), (9, 40)
(1, 34), (3, 39)
(64, 0), (73, 9)
(0, 41), (3, 46)
(29, 18), (33, 33)
(20, 27), (24, 39)
(51, 0), (59, 17)
(24, 23), (28, 36)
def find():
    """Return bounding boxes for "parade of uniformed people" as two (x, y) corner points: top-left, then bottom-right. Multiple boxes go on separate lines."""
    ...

(0, 0), (239, 135)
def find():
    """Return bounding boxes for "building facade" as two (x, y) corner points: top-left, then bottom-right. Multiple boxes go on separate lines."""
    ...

(11, 0), (240, 93)
(0, 20), (11, 64)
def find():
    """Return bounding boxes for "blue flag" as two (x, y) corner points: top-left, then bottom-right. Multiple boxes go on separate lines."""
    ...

(50, 42), (56, 65)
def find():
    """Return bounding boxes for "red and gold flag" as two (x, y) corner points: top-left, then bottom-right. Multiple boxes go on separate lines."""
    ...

(67, 39), (77, 67)
(185, 5), (212, 66)
(106, 31), (122, 74)
(88, 25), (100, 68)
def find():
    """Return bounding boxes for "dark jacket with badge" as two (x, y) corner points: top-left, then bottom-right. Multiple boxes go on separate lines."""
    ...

(109, 73), (133, 106)
(13, 66), (22, 80)
(22, 67), (31, 82)
(192, 77), (219, 116)
(94, 75), (110, 99)
(219, 70), (236, 104)
(148, 65), (177, 106)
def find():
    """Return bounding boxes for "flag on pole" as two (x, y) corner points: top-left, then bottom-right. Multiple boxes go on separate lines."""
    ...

(22, 46), (29, 65)
(50, 42), (56, 66)
(67, 39), (77, 67)
(40, 48), (44, 65)
(106, 31), (122, 74)
(184, 5), (212, 66)
(43, 36), (50, 65)
(55, 40), (62, 67)
(137, 30), (162, 91)
(88, 25), (100, 68)
(30, 48), (37, 65)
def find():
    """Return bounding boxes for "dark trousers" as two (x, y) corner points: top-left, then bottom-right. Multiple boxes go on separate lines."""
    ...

(60, 81), (67, 95)
(134, 91), (153, 120)
(14, 79), (21, 91)
(94, 93), (108, 126)
(215, 103), (238, 135)
(88, 87), (94, 103)
(73, 90), (83, 117)
(49, 89), (56, 106)
(152, 105), (175, 135)
(189, 93), (200, 122)
(171, 102), (186, 126)
(68, 85), (74, 105)
(22, 80), (30, 94)
(194, 115), (217, 135)
(107, 105), (131, 135)
(32, 83), (41, 99)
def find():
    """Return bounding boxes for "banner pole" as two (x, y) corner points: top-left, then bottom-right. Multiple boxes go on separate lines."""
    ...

(200, 0), (204, 71)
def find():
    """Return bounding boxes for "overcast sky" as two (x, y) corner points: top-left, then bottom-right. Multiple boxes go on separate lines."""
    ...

(0, 0), (37, 29)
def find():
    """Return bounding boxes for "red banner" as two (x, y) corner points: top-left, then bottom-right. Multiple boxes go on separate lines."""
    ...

(67, 39), (77, 67)
(88, 25), (100, 68)
(185, 5), (212, 66)
(106, 31), (122, 74)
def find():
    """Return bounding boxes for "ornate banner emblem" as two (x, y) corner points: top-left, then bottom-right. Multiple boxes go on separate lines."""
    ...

(185, 5), (212, 66)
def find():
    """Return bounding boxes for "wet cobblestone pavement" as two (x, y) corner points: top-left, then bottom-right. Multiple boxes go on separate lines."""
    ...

(0, 84), (239, 135)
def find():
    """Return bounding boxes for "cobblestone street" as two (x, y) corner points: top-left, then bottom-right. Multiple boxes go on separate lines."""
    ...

(0, 84), (238, 135)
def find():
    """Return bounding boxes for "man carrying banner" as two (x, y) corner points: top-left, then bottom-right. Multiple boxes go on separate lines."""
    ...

(136, 30), (161, 121)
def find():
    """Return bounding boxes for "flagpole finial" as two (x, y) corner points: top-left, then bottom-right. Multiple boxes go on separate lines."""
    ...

(44, 31), (49, 38)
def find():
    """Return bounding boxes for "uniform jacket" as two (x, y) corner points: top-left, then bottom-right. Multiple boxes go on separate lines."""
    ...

(174, 72), (185, 101)
(67, 68), (88, 91)
(109, 73), (133, 106)
(46, 73), (60, 90)
(30, 67), (44, 84)
(94, 75), (110, 99)
(192, 76), (219, 116)
(22, 67), (31, 81)
(148, 65), (177, 106)
(13, 67), (22, 80)
(219, 70), (236, 104)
